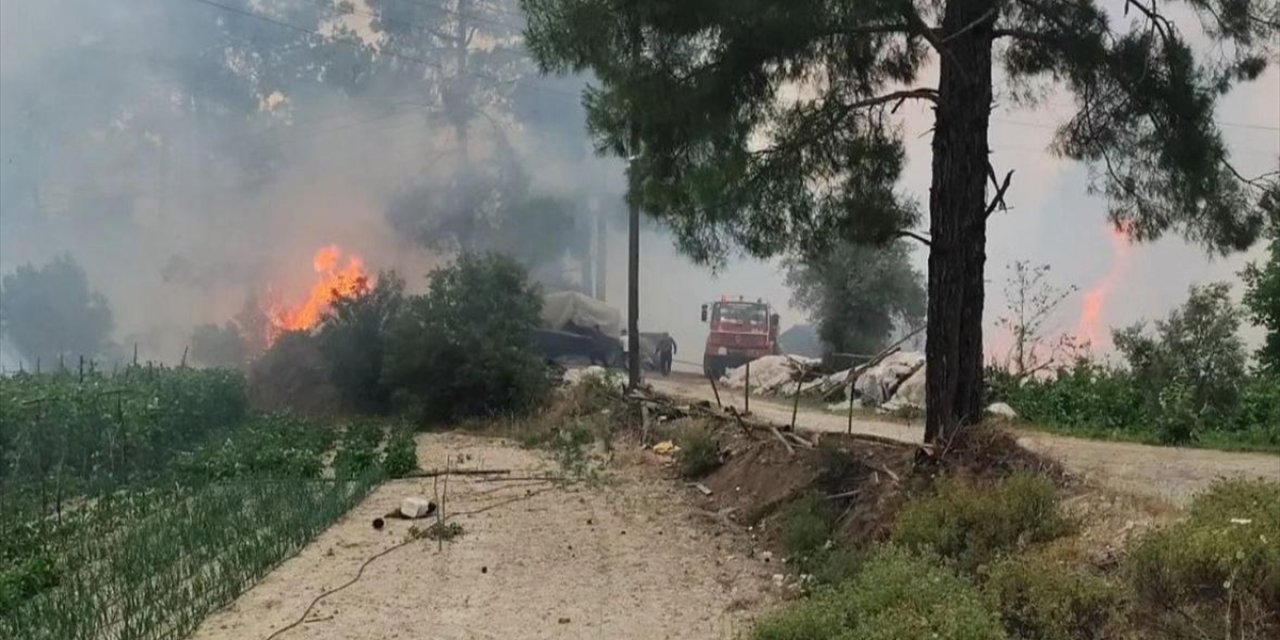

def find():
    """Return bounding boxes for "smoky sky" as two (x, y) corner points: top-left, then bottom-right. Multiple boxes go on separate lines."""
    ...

(1, 0), (1277, 372)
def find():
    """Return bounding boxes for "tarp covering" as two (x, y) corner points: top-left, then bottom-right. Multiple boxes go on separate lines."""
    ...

(541, 291), (622, 337)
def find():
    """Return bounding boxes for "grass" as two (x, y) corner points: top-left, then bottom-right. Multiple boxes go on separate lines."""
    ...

(675, 422), (721, 478)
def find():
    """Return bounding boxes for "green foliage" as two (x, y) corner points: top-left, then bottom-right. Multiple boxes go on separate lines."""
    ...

(189, 321), (247, 369)
(0, 366), (385, 639)
(318, 271), (405, 414)
(891, 473), (1068, 572)
(784, 240), (926, 354)
(381, 428), (419, 478)
(985, 554), (1131, 640)
(333, 421), (384, 479)
(384, 253), (551, 424)
(990, 283), (1279, 450)
(173, 413), (336, 481)
(0, 255), (115, 366)
(782, 494), (836, 561)
(1113, 283), (1248, 429)
(1242, 219), (1280, 374)
(1125, 479), (1280, 638)
(751, 547), (1006, 640)
(0, 366), (248, 488)
(675, 423), (720, 478)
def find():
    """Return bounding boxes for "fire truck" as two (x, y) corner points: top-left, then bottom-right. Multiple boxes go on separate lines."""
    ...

(700, 296), (780, 379)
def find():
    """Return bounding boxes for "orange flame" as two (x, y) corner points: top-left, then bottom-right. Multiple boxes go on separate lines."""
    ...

(263, 245), (371, 343)
(1076, 222), (1133, 346)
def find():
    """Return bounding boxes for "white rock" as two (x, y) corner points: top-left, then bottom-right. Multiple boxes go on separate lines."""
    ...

(985, 402), (1019, 420)
(399, 497), (435, 519)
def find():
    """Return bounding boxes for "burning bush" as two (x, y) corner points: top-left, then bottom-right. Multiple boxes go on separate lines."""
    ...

(384, 253), (551, 424)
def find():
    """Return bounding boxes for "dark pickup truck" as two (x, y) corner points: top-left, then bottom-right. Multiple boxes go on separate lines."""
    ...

(532, 327), (623, 368)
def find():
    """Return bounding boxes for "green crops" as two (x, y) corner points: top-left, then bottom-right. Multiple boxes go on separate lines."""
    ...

(0, 367), (391, 640)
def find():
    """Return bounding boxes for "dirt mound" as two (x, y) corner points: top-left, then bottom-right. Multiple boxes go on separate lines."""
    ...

(936, 424), (1068, 481)
(246, 331), (342, 416)
(675, 419), (1068, 552)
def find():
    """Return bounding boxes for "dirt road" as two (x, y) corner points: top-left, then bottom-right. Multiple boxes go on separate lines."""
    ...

(190, 433), (776, 640)
(648, 375), (1279, 506)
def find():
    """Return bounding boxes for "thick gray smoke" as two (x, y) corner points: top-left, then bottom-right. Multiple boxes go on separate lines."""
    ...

(0, 0), (633, 366)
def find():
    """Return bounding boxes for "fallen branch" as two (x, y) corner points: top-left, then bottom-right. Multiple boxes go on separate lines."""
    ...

(770, 426), (796, 455)
(405, 468), (512, 478)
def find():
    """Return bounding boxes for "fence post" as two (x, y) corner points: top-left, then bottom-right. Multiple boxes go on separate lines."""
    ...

(744, 360), (750, 414)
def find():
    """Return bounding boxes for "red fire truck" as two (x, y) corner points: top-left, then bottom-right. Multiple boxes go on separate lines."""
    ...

(700, 296), (780, 378)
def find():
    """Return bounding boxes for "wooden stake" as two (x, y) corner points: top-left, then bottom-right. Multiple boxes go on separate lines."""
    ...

(708, 372), (723, 407)
(790, 371), (804, 432)
(744, 360), (750, 414)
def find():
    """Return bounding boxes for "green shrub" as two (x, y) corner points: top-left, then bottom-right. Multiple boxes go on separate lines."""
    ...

(333, 422), (383, 479)
(384, 253), (551, 424)
(891, 472), (1068, 572)
(317, 271), (405, 414)
(675, 423), (720, 478)
(782, 494), (835, 560)
(1125, 479), (1280, 638)
(381, 428), (418, 478)
(986, 554), (1131, 640)
(752, 547), (1006, 640)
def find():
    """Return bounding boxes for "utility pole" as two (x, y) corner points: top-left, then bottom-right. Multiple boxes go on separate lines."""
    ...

(595, 201), (608, 302)
(626, 131), (641, 390)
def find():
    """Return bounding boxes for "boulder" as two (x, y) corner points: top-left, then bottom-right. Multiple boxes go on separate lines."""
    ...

(985, 402), (1019, 420)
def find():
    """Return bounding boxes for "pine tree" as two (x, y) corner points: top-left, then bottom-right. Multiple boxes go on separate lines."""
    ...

(521, 0), (1280, 442)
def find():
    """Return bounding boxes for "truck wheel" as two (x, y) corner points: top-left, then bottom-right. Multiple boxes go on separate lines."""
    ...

(702, 357), (724, 380)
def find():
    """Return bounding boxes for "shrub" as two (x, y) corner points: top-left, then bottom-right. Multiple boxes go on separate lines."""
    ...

(891, 472), (1068, 572)
(752, 546), (1006, 640)
(317, 271), (405, 414)
(986, 553), (1131, 640)
(675, 423), (720, 478)
(333, 422), (383, 479)
(1125, 479), (1280, 638)
(782, 494), (835, 560)
(381, 427), (418, 478)
(384, 253), (551, 424)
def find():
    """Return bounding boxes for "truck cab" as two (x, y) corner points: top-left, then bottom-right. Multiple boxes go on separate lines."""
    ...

(700, 297), (780, 379)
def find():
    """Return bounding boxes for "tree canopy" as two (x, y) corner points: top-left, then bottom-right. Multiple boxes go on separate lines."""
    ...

(785, 240), (926, 356)
(1242, 212), (1280, 375)
(522, 0), (1279, 441)
(0, 256), (114, 366)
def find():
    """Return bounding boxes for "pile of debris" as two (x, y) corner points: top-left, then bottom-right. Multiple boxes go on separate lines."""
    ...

(714, 350), (929, 413)
(719, 355), (822, 395)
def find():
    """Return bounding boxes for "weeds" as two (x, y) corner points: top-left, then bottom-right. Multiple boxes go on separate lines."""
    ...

(891, 472), (1068, 572)
(675, 422), (720, 478)
(409, 521), (465, 542)
(752, 546), (1006, 640)
(1125, 478), (1280, 638)
(985, 553), (1131, 640)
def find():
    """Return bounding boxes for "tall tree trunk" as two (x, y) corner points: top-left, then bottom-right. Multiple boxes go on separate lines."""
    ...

(925, 0), (995, 443)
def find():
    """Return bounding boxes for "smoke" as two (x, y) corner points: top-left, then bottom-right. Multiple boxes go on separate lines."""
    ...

(0, 0), (626, 364)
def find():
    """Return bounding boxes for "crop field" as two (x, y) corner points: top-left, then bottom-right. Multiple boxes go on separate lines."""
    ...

(0, 367), (406, 640)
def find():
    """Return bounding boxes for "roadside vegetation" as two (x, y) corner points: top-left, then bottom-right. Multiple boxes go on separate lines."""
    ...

(988, 275), (1280, 452)
(755, 469), (1280, 640)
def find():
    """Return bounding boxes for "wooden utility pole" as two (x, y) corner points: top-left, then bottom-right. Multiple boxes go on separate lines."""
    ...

(626, 125), (641, 390)
(595, 202), (608, 302)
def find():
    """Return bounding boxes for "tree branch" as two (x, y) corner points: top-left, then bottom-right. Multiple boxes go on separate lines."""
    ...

(757, 89), (938, 158)
(943, 8), (995, 43)
(895, 230), (932, 246)
(985, 168), (1015, 218)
